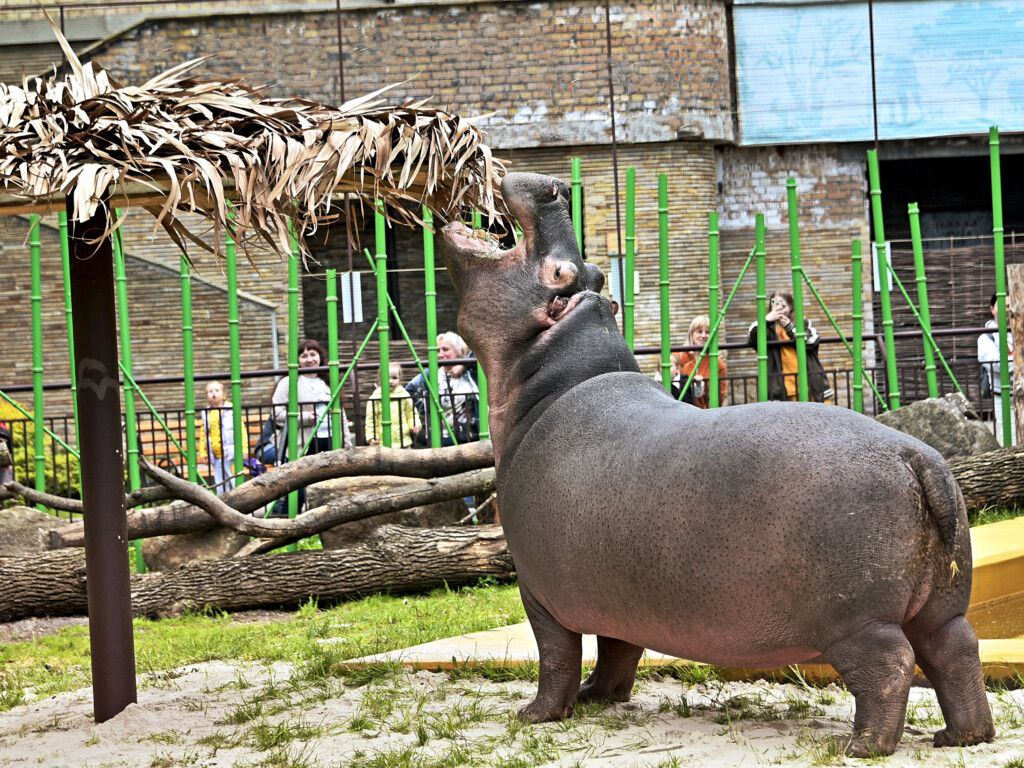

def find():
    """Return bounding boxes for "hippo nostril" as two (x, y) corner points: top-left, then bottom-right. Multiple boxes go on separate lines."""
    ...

(554, 266), (562, 278)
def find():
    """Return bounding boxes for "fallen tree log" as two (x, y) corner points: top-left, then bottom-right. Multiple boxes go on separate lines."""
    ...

(0, 524), (511, 621)
(139, 460), (494, 541)
(48, 442), (495, 548)
(948, 445), (1024, 512)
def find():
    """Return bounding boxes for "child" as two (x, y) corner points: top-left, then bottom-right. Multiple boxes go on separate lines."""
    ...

(365, 363), (416, 447)
(202, 380), (235, 492)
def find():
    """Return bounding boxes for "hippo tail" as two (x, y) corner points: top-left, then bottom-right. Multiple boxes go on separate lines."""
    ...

(902, 445), (966, 567)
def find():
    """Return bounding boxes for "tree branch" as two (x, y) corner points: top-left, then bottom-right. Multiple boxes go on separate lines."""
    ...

(141, 458), (495, 541)
(48, 442), (495, 549)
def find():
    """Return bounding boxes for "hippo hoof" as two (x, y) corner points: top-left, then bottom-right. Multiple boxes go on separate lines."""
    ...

(933, 726), (996, 748)
(577, 681), (632, 705)
(845, 734), (896, 758)
(517, 699), (573, 723)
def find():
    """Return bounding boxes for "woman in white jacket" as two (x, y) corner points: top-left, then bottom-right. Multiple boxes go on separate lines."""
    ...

(269, 339), (352, 518)
(272, 338), (352, 461)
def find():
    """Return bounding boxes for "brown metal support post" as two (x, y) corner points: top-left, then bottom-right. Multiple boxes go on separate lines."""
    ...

(66, 197), (138, 723)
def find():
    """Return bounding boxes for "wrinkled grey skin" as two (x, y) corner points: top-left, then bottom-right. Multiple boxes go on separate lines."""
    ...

(439, 172), (994, 757)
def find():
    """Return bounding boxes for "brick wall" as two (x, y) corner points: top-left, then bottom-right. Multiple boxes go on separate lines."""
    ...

(86, 1), (733, 147)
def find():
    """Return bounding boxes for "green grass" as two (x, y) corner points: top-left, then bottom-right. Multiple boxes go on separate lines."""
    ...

(0, 580), (523, 711)
(970, 505), (1024, 526)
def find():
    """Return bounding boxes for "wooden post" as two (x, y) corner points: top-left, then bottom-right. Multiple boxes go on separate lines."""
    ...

(1007, 264), (1024, 446)
(66, 197), (138, 722)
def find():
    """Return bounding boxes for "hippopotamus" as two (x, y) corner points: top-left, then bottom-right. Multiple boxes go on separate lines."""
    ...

(438, 172), (994, 757)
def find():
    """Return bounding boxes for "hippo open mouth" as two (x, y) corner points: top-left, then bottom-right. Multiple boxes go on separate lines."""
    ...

(442, 220), (505, 260)
(547, 291), (585, 322)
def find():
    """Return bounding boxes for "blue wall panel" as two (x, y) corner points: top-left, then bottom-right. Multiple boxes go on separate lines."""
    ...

(735, 1), (1024, 145)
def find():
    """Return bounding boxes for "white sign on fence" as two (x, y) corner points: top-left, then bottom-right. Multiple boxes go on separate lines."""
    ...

(608, 256), (639, 305)
(871, 241), (893, 293)
(339, 270), (363, 324)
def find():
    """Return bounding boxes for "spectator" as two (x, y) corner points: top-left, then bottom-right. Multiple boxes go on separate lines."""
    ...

(365, 363), (416, 447)
(978, 293), (1015, 445)
(747, 290), (832, 403)
(671, 315), (727, 408)
(272, 339), (352, 458)
(201, 380), (234, 492)
(407, 332), (480, 446)
(269, 339), (352, 516)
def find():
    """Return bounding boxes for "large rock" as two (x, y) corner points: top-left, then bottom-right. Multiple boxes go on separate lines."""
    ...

(876, 393), (1000, 460)
(307, 475), (467, 550)
(0, 506), (68, 555)
(142, 527), (250, 572)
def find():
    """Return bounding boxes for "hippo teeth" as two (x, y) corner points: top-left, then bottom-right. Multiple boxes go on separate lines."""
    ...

(548, 295), (570, 319)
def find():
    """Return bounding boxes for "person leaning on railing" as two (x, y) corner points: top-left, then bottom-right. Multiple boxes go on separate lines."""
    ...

(671, 314), (727, 408)
(406, 331), (480, 447)
(747, 290), (833, 404)
(271, 338), (352, 459)
(268, 338), (352, 518)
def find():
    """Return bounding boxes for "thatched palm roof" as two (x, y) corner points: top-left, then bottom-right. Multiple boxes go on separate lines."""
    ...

(0, 21), (504, 257)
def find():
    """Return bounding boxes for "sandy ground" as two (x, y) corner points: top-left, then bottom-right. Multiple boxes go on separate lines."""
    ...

(0, 660), (1022, 767)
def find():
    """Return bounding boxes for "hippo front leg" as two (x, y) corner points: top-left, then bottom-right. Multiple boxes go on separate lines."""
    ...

(519, 584), (582, 723)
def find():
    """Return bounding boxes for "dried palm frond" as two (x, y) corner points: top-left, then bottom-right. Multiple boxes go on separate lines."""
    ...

(0, 19), (505, 258)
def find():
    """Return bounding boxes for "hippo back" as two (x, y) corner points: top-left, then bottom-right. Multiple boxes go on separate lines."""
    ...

(497, 372), (956, 665)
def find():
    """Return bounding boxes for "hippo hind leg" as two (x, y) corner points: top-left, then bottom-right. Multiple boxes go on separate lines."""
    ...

(823, 621), (915, 757)
(518, 584), (582, 723)
(577, 636), (645, 705)
(905, 613), (995, 748)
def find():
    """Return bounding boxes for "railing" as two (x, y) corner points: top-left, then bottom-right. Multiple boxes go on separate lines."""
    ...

(0, 386), (484, 515)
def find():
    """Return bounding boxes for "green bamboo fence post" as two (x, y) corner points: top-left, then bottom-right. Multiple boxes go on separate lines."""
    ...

(657, 174), (671, 394)
(786, 179), (809, 401)
(375, 201), (393, 448)
(880, 259), (963, 394)
(325, 268), (343, 450)
(112, 217), (145, 572)
(423, 207), (442, 449)
(755, 213), (768, 402)
(800, 269), (892, 408)
(180, 255), (198, 483)
(58, 212), (81, 450)
(624, 166), (636, 350)
(908, 203), (938, 398)
(571, 157), (583, 254)
(112, 222), (140, 493)
(286, 225), (301, 544)
(470, 210), (489, 441)
(851, 240), (865, 413)
(990, 126), (1012, 446)
(707, 211), (721, 408)
(225, 211), (245, 484)
(28, 215), (45, 510)
(867, 149), (901, 410)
